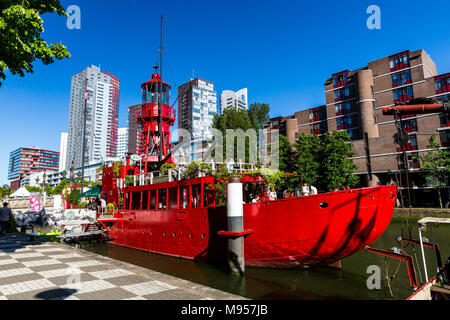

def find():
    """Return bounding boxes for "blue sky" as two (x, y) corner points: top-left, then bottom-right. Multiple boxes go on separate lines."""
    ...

(0, 0), (449, 185)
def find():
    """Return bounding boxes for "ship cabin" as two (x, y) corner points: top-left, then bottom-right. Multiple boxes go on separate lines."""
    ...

(120, 175), (268, 212)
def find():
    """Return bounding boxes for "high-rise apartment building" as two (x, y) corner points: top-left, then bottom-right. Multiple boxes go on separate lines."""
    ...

(8, 147), (60, 189)
(127, 105), (140, 155)
(66, 65), (120, 170)
(59, 132), (68, 171)
(117, 127), (128, 159)
(178, 78), (217, 140)
(265, 49), (450, 206)
(220, 88), (248, 113)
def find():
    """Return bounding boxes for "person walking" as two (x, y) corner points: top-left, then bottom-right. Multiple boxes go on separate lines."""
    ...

(0, 202), (12, 237)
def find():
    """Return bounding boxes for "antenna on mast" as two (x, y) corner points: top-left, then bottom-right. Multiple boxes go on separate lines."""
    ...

(158, 16), (164, 163)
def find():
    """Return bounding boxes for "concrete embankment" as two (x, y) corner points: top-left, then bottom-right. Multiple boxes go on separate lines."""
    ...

(393, 208), (450, 219)
(0, 233), (245, 300)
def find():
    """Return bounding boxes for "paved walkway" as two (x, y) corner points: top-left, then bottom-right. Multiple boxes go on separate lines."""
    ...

(0, 233), (245, 300)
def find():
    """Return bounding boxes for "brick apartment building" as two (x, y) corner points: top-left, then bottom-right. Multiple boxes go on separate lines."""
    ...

(265, 49), (450, 206)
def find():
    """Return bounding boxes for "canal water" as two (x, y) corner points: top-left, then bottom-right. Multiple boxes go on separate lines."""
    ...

(76, 218), (449, 300)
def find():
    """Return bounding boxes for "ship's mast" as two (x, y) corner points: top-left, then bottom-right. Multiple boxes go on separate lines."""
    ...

(159, 16), (164, 163)
(136, 16), (175, 172)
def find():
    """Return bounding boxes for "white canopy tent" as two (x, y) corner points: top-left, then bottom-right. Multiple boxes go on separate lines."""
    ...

(10, 187), (32, 198)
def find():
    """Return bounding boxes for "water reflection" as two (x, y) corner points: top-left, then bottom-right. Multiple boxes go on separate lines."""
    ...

(76, 220), (449, 300)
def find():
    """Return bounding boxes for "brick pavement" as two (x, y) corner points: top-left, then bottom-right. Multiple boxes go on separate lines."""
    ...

(0, 233), (245, 300)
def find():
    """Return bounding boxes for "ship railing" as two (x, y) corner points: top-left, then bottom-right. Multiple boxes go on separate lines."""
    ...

(124, 162), (260, 187)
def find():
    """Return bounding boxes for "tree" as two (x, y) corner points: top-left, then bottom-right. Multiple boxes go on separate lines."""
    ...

(44, 185), (53, 195)
(279, 135), (296, 172)
(319, 131), (359, 192)
(212, 108), (253, 162)
(25, 185), (41, 193)
(53, 179), (68, 195)
(0, 0), (70, 86)
(419, 135), (450, 208)
(0, 185), (10, 199)
(291, 130), (359, 192)
(293, 134), (322, 187)
(65, 187), (80, 206)
(248, 102), (270, 132)
(213, 108), (253, 133)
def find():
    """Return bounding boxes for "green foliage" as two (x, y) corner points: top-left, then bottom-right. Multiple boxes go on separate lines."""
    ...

(182, 162), (212, 179)
(319, 131), (359, 192)
(97, 164), (104, 175)
(0, 185), (10, 199)
(213, 108), (253, 133)
(212, 106), (266, 163)
(161, 163), (176, 174)
(53, 179), (68, 195)
(78, 201), (88, 208)
(107, 202), (116, 213)
(113, 161), (123, 178)
(279, 135), (296, 172)
(0, 0), (71, 86)
(419, 135), (450, 208)
(44, 185), (53, 195)
(64, 187), (80, 206)
(124, 176), (134, 186)
(293, 134), (321, 186)
(25, 185), (41, 193)
(248, 102), (270, 131)
(289, 130), (359, 192)
(209, 166), (231, 206)
(259, 168), (282, 188)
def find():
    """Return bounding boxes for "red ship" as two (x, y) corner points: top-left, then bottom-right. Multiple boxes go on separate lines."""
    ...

(97, 18), (397, 268)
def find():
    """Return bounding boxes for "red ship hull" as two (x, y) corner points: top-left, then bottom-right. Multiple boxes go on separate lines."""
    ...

(104, 185), (397, 269)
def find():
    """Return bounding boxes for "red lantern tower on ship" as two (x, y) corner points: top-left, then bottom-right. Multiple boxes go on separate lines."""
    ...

(137, 64), (176, 172)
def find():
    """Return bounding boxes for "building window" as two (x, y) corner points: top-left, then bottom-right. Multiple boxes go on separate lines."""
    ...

(131, 191), (141, 210)
(179, 186), (190, 209)
(389, 52), (410, 71)
(310, 122), (328, 135)
(309, 107), (327, 123)
(400, 115), (418, 132)
(336, 115), (357, 130)
(392, 70), (412, 87)
(334, 87), (350, 102)
(435, 74), (450, 94)
(398, 153), (420, 170)
(142, 191), (149, 210)
(397, 133), (418, 152)
(158, 189), (167, 209)
(439, 114), (450, 128)
(439, 130), (450, 147)
(333, 72), (349, 88)
(347, 128), (360, 140)
(335, 102), (353, 116)
(393, 86), (414, 103)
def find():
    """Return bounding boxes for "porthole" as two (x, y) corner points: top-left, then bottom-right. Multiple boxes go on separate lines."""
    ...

(202, 233), (205, 238)
(189, 233), (193, 238)
(163, 232), (166, 237)
(173, 232), (176, 237)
